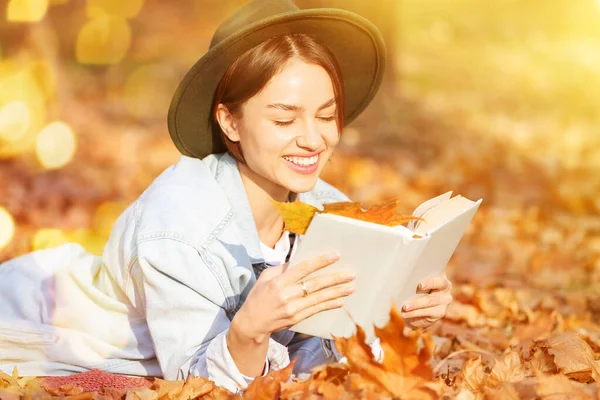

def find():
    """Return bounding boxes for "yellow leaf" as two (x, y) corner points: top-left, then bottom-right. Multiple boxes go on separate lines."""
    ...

(270, 198), (421, 235)
(269, 199), (319, 235)
(76, 15), (131, 65)
(7, 0), (48, 22)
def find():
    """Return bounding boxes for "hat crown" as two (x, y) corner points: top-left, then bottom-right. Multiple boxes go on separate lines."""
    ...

(210, 0), (299, 49)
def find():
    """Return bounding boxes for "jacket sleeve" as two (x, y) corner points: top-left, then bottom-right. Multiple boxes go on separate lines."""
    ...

(131, 238), (289, 393)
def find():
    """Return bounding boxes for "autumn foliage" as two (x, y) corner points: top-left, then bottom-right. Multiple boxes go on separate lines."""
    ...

(2, 0), (600, 399)
(270, 198), (420, 235)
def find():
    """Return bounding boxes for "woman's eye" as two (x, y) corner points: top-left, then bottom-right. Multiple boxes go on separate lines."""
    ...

(318, 115), (336, 122)
(273, 120), (294, 127)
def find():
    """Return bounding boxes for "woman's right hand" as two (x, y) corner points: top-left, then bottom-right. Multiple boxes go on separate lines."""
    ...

(231, 252), (355, 344)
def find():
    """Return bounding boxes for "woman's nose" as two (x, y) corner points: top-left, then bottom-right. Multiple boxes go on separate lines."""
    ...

(296, 120), (324, 150)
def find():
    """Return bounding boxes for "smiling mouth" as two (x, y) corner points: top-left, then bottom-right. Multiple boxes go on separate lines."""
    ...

(282, 154), (319, 167)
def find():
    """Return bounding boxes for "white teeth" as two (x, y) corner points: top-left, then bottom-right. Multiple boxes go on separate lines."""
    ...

(283, 155), (319, 166)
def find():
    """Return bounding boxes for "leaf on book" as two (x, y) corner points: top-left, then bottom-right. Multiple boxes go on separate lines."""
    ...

(270, 199), (319, 235)
(323, 198), (421, 227)
(271, 197), (422, 235)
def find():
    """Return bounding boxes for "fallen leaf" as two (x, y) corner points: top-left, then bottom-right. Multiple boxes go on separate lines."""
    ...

(488, 351), (526, 386)
(177, 375), (214, 400)
(460, 355), (488, 393)
(126, 386), (158, 400)
(243, 360), (296, 399)
(539, 332), (596, 382)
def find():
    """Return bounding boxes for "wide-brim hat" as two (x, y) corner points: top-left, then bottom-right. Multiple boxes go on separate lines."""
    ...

(167, 0), (386, 159)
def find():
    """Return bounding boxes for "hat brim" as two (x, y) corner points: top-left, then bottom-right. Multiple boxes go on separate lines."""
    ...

(167, 8), (386, 159)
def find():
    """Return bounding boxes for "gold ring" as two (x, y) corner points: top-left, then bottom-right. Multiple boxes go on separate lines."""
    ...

(300, 281), (309, 297)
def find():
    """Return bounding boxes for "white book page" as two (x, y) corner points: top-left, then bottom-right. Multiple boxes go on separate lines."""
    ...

(287, 213), (407, 339)
(414, 195), (480, 235)
(393, 198), (482, 310)
(407, 191), (453, 230)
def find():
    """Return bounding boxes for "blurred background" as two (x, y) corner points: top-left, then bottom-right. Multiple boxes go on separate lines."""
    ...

(0, 0), (599, 308)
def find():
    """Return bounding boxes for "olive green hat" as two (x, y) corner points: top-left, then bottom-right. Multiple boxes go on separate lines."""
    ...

(167, 0), (386, 159)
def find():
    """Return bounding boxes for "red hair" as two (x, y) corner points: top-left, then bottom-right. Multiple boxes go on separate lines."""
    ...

(210, 33), (345, 163)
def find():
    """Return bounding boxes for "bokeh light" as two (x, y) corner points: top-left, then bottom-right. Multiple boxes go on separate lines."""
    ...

(32, 228), (69, 250)
(6, 0), (49, 22)
(86, 0), (145, 19)
(0, 207), (15, 251)
(35, 121), (76, 169)
(76, 15), (132, 65)
(0, 101), (31, 143)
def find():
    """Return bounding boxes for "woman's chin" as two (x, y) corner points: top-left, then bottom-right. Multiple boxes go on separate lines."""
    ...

(282, 176), (319, 195)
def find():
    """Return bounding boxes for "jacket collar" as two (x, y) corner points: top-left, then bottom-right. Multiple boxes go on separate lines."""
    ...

(209, 152), (330, 265)
(213, 153), (264, 264)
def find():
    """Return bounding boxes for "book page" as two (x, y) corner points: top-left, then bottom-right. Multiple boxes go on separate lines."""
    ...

(413, 195), (481, 235)
(287, 213), (418, 339)
(407, 191), (453, 230)
(392, 198), (482, 311)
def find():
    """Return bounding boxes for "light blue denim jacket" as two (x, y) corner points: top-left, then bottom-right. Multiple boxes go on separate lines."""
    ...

(102, 152), (350, 389)
(0, 152), (351, 393)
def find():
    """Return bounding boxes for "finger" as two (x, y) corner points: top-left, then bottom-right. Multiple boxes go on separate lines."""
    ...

(283, 252), (341, 283)
(292, 281), (355, 315)
(287, 297), (347, 327)
(299, 271), (355, 297)
(418, 275), (451, 292)
(403, 292), (452, 312)
(402, 304), (447, 321)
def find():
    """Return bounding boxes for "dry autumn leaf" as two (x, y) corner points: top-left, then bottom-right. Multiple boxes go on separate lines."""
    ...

(333, 303), (439, 399)
(271, 198), (421, 235)
(243, 360), (296, 399)
(269, 199), (319, 235)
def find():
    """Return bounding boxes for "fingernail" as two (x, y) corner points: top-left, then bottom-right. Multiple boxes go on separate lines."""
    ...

(404, 304), (411, 311)
(420, 283), (427, 290)
(329, 252), (341, 261)
(345, 273), (356, 281)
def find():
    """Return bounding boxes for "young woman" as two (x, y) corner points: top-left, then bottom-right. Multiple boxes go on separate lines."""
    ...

(0, 0), (453, 394)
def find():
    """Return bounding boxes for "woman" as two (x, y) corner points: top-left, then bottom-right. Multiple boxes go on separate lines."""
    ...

(0, 0), (453, 394)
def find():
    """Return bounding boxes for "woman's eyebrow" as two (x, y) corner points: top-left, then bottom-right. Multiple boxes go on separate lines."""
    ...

(266, 97), (336, 112)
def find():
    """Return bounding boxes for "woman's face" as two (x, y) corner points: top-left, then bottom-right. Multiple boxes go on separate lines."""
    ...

(227, 60), (340, 196)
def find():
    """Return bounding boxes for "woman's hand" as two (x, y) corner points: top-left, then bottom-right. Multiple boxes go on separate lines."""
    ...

(231, 252), (355, 344)
(227, 252), (354, 376)
(401, 272), (453, 331)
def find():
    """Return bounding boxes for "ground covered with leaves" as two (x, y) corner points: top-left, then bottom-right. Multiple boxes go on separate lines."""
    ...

(1, 0), (600, 399)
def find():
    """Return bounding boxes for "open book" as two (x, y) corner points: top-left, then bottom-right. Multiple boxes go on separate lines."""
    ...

(287, 191), (482, 342)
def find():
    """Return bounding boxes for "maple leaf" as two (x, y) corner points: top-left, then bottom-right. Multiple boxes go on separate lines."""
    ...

(243, 359), (296, 399)
(488, 351), (525, 386)
(126, 386), (158, 400)
(177, 375), (215, 400)
(323, 198), (420, 227)
(271, 198), (421, 235)
(534, 368), (596, 399)
(537, 332), (596, 382)
(152, 378), (185, 399)
(334, 304), (438, 399)
(460, 355), (488, 393)
(269, 199), (319, 234)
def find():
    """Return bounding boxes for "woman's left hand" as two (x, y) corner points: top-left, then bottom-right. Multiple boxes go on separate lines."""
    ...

(401, 273), (453, 331)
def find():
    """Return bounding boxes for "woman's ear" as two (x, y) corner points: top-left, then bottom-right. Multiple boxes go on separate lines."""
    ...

(215, 104), (240, 143)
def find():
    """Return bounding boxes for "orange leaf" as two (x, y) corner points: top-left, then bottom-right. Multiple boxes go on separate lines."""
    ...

(269, 199), (319, 235)
(323, 198), (421, 227)
(334, 304), (438, 399)
(243, 359), (296, 399)
(270, 197), (421, 235)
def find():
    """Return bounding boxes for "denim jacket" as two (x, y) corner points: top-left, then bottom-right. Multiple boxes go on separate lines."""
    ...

(101, 152), (350, 390)
(0, 152), (350, 393)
